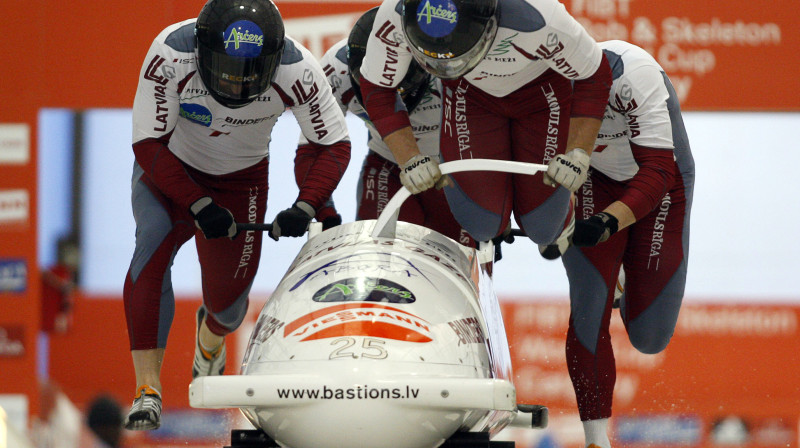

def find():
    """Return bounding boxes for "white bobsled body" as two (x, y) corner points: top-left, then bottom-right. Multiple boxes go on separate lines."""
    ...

(191, 221), (516, 448)
(190, 160), (549, 448)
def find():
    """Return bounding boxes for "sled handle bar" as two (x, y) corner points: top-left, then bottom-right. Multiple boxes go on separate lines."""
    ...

(370, 159), (547, 239)
(234, 222), (528, 237)
(237, 222), (273, 231)
(236, 160), (544, 238)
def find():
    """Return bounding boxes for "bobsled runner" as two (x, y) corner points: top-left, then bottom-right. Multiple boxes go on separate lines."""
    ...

(189, 160), (549, 448)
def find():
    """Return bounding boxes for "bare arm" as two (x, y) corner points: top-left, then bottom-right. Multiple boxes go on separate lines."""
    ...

(603, 200), (636, 230)
(384, 126), (422, 165)
(566, 116), (602, 156)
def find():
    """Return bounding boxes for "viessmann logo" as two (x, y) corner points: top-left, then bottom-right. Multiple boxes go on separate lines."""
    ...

(284, 303), (432, 343)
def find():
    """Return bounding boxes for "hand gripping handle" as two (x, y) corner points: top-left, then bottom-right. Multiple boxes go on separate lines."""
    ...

(370, 159), (547, 239)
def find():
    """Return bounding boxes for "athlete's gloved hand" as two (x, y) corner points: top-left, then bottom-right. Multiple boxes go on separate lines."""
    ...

(544, 148), (591, 192)
(399, 154), (441, 194)
(573, 212), (619, 247)
(190, 197), (237, 239)
(269, 201), (315, 241)
(491, 224), (516, 263)
(316, 202), (342, 230)
(321, 214), (342, 230)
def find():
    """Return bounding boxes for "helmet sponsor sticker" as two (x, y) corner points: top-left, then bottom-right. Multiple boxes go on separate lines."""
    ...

(420, 48), (455, 59)
(313, 277), (415, 303)
(416, 0), (458, 38)
(223, 20), (264, 57)
(179, 103), (212, 127)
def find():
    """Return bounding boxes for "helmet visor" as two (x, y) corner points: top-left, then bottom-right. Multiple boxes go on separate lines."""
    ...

(408, 16), (496, 79)
(197, 45), (280, 106)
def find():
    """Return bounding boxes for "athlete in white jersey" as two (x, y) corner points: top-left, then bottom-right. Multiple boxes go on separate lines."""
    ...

(123, 0), (350, 431)
(297, 8), (473, 246)
(357, 0), (611, 250)
(544, 40), (695, 448)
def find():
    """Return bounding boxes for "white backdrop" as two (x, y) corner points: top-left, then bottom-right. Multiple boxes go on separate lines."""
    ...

(38, 110), (800, 302)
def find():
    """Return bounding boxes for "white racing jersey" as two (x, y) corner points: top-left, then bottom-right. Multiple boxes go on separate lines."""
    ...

(301, 38), (443, 163)
(133, 19), (349, 175)
(592, 40), (686, 182)
(360, 0), (603, 97)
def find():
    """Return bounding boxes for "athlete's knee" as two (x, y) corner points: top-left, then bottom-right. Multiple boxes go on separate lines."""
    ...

(442, 184), (504, 242)
(463, 216), (503, 242)
(207, 296), (249, 333)
(518, 188), (571, 244)
(628, 326), (673, 354)
(625, 289), (683, 354)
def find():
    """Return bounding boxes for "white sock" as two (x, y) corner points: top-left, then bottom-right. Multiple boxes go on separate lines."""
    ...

(583, 418), (611, 448)
(199, 336), (223, 354)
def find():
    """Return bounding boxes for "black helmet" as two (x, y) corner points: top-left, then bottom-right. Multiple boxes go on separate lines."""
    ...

(195, 0), (285, 108)
(347, 7), (431, 112)
(402, 0), (497, 79)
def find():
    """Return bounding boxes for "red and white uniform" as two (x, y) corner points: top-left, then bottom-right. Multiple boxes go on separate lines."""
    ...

(563, 40), (695, 421)
(299, 38), (473, 245)
(358, 0), (611, 242)
(126, 19), (351, 350)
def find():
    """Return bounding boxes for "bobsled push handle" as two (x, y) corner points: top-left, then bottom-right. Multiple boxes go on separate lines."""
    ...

(371, 159), (548, 239)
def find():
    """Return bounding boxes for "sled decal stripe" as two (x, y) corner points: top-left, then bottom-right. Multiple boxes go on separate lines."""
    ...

(300, 321), (432, 343)
(283, 303), (430, 336)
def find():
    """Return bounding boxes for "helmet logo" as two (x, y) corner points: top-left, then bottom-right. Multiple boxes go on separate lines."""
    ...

(416, 0), (458, 38)
(223, 20), (265, 57)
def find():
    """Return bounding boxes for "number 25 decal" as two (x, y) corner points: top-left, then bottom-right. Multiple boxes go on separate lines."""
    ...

(329, 337), (388, 360)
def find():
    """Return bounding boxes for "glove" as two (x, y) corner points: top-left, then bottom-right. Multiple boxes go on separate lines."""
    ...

(572, 212), (619, 247)
(190, 197), (237, 239)
(399, 154), (441, 194)
(269, 201), (315, 241)
(321, 214), (342, 230)
(490, 226), (516, 263)
(544, 148), (591, 192)
(316, 201), (342, 230)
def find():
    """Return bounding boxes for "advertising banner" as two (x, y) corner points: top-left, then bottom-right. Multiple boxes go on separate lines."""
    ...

(0, 121), (38, 417)
(564, 0), (800, 110)
(502, 301), (800, 447)
(277, 0), (800, 111)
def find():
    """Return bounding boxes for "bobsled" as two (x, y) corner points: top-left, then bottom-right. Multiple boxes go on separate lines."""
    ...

(189, 160), (549, 448)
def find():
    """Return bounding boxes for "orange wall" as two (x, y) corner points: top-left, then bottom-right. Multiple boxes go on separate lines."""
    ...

(2, 0), (797, 122)
(569, 0), (800, 111)
(47, 294), (236, 410)
(0, 1), (377, 119)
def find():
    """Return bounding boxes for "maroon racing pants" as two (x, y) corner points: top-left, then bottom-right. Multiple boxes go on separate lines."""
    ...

(357, 151), (474, 247)
(124, 159), (268, 350)
(438, 70), (574, 243)
(562, 166), (692, 421)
